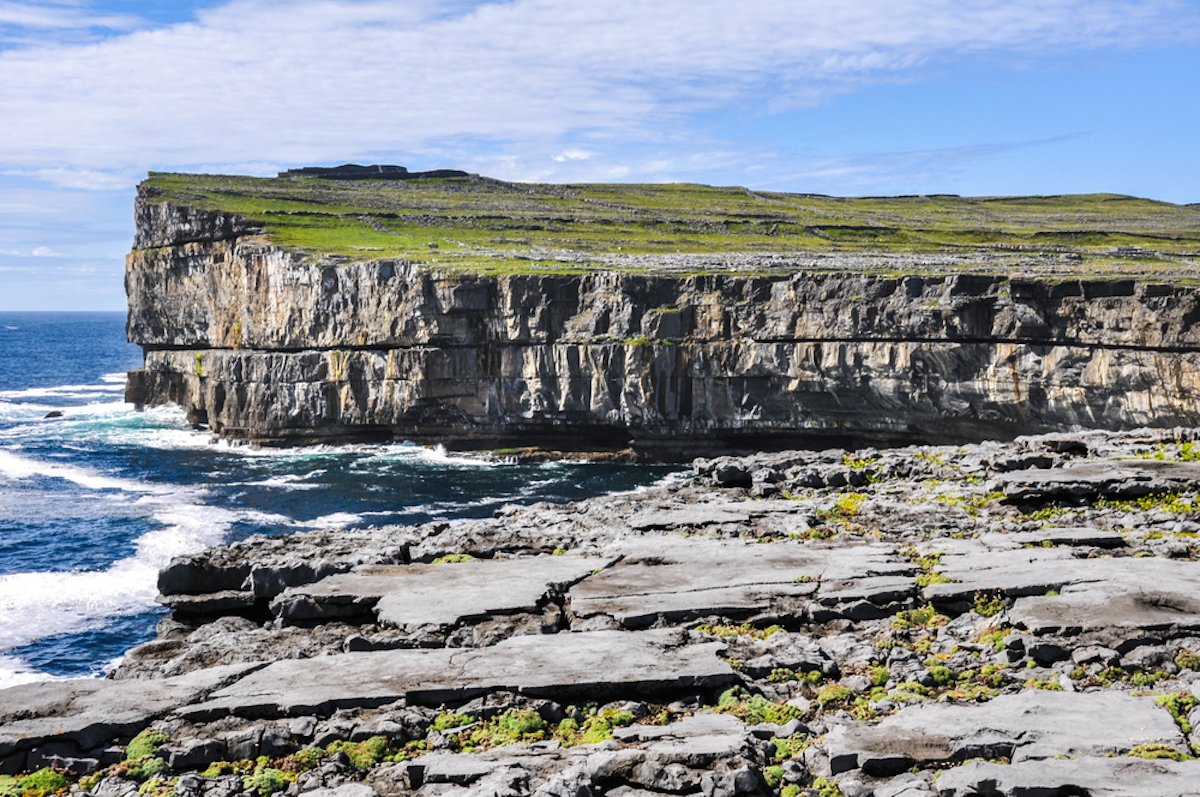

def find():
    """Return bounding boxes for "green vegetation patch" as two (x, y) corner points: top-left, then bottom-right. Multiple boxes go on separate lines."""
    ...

(140, 172), (1200, 278)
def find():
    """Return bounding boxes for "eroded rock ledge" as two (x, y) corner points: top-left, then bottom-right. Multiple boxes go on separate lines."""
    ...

(9, 428), (1200, 796)
(125, 187), (1200, 453)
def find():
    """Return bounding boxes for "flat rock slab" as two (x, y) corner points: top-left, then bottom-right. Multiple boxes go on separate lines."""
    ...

(825, 691), (1183, 776)
(570, 538), (912, 628)
(0, 663), (256, 768)
(271, 554), (611, 627)
(934, 756), (1200, 797)
(628, 500), (807, 531)
(179, 629), (735, 721)
(1008, 526), (1126, 549)
(923, 548), (1200, 641)
(1008, 557), (1200, 638)
(395, 713), (753, 793)
(998, 460), (1200, 503)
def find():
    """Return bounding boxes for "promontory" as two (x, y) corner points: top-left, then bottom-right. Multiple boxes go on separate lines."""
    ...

(123, 166), (1200, 456)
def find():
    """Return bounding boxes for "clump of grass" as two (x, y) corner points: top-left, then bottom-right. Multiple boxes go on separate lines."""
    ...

(716, 687), (804, 725)
(1126, 743), (1192, 761)
(892, 604), (947, 630)
(430, 553), (475, 564)
(973, 591), (1007, 617)
(693, 623), (784, 639)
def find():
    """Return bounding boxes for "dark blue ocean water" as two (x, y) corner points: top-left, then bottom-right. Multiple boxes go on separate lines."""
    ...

(0, 312), (676, 685)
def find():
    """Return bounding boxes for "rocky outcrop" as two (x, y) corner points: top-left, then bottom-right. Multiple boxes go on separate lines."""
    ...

(124, 187), (1200, 453)
(9, 428), (1200, 796)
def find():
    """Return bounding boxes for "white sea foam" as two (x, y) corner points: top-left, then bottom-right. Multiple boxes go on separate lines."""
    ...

(0, 655), (67, 689)
(239, 473), (320, 490)
(0, 449), (168, 493)
(0, 383), (123, 400)
(0, 495), (287, 657)
(305, 512), (363, 529)
(100, 373), (128, 384)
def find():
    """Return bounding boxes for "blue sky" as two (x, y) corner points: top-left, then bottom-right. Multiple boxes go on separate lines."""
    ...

(1, 1), (1198, 310)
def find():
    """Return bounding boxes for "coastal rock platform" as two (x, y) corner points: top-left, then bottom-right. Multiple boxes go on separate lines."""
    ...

(7, 428), (1200, 796)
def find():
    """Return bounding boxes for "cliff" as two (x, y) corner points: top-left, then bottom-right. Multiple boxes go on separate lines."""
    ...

(124, 170), (1200, 455)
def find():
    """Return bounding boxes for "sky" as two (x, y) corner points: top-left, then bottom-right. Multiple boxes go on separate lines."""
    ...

(0, 0), (1198, 310)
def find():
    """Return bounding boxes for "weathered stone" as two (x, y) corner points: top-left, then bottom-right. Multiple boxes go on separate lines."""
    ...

(999, 460), (1200, 503)
(272, 554), (610, 628)
(824, 691), (1183, 776)
(0, 663), (255, 773)
(179, 630), (734, 720)
(569, 538), (911, 628)
(933, 756), (1200, 797)
(125, 189), (1200, 451)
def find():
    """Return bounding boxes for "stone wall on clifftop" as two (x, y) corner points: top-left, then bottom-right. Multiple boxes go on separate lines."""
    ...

(124, 190), (1200, 456)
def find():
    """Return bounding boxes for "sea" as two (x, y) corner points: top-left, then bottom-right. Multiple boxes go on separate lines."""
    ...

(0, 312), (677, 687)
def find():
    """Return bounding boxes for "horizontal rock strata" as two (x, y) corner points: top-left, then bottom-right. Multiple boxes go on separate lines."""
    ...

(124, 192), (1200, 452)
(9, 428), (1200, 796)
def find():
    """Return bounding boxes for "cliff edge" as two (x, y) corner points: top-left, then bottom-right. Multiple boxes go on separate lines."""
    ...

(124, 170), (1200, 455)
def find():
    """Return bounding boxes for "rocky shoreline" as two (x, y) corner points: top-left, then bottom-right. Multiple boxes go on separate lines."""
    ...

(6, 427), (1200, 796)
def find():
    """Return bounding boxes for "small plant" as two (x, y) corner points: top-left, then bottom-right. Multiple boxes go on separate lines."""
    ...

(771, 734), (808, 761)
(973, 591), (1007, 617)
(578, 708), (636, 744)
(1023, 677), (1064, 691)
(433, 711), (476, 731)
(716, 687), (803, 724)
(430, 553), (475, 564)
(325, 736), (392, 770)
(927, 665), (955, 685)
(125, 729), (168, 762)
(842, 453), (878, 471)
(1175, 650), (1200, 671)
(17, 770), (69, 797)
(975, 627), (1009, 652)
(815, 684), (854, 707)
(833, 492), (866, 518)
(892, 604), (946, 630)
(1155, 692), (1200, 736)
(1126, 743), (1192, 761)
(811, 776), (846, 797)
(245, 767), (291, 797)
(693, 623), (783, 640)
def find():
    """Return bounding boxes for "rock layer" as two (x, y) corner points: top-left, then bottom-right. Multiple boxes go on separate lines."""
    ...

(9, 429), (1200, 796)
(124, 191), (1200, 452)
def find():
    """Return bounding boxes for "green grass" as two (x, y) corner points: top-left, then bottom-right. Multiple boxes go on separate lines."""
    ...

(138, 171), (1200, 278)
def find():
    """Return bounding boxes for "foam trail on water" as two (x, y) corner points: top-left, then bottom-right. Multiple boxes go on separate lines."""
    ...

(0, 449), (169, 493)
(305, 512), (364, 529)
(0, 383), (124, 400)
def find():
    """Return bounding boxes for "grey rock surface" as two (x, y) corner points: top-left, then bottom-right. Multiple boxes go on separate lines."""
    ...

(933, 757), (1200, 797)
(125, 196), (1200, 451)
(272, 554), (610, 628)
(180, 630), (734, 721)
(10, 429), (1200, 795)
(825, 691), (1184, 776)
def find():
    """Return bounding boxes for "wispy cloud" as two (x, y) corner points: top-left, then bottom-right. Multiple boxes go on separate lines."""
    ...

(768, 134), (1090, 194)
(0, 1), (139, 31)
(0, 0), (1194, 187)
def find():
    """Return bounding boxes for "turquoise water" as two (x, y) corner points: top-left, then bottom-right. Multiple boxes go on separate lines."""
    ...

(0, 312), (675, 685)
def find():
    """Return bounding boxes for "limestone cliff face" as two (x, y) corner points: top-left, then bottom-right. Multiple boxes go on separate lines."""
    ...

(125, 191), (1200, 455)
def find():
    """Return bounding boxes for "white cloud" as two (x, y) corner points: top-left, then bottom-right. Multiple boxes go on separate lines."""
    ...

(31, 245), (61, 257)
(552, 150), (592, 163)
(0, 0), (1193, 186)
(0, 1), (139, 31)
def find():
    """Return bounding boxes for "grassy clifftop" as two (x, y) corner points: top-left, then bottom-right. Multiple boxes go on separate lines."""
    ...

(141, 170), (1200, 279)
